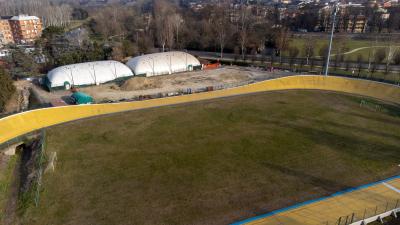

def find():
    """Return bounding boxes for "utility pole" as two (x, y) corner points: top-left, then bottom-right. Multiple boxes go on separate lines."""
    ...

(325, 3), (339, 76)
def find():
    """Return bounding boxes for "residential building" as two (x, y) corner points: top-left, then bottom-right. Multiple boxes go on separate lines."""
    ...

(0, 16), (13, 45)
(318, 4), (367, 33)
(0, 15), (43, 45)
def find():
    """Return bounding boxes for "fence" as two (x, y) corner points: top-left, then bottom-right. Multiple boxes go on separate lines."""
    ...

(98, 80), (257, 104)
(323, 199), (400, 225)
(214, 57), (400, 86)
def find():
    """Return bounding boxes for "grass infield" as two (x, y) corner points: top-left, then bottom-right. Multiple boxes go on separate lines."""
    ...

(22, 90), (400, 225)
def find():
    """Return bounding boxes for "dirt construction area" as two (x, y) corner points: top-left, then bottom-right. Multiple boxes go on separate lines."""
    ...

(32, 66), (293, 104)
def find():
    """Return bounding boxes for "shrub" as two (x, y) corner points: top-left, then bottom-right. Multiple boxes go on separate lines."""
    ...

(0, 67), (16, 112)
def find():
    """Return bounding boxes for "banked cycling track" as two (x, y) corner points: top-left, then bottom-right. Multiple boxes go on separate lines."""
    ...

(1, 75), (400, 225)
(1, 75), (400, 146)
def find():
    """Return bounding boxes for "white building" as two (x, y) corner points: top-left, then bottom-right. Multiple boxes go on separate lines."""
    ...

(126, 51), (201, 77)
(45, 60), (134, 90)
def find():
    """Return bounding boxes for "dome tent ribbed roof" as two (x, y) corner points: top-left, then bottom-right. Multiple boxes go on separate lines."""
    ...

(126, 51), (201, 77)
(46, 60), (133, 89)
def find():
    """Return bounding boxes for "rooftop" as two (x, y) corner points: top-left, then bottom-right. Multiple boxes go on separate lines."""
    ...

(10, 15), (40, 21)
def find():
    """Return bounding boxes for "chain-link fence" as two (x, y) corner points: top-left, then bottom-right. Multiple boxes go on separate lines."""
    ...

(323, 199), (400, 225)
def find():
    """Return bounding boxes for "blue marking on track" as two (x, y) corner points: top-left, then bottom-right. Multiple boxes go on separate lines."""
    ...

(231, 174), (400, 225)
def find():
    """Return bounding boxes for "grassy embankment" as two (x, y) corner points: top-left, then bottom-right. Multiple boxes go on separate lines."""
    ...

(0, 155), (18, 221)
(21, 90), (400, 225)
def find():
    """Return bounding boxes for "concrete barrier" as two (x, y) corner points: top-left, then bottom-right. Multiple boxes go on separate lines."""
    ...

(1, 75), (399, 146)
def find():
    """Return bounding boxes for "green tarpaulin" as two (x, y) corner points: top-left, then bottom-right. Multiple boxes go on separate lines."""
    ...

(71, 92), (94, 105)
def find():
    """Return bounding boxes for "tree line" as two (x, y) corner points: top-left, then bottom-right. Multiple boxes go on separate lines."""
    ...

(0, 0), (72, 27)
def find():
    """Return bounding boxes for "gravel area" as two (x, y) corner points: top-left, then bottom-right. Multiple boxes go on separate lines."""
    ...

(32, 66), (294, 104)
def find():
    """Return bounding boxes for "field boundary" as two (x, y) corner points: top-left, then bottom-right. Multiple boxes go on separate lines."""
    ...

(231, 175), (400, 225)
(1, 75), (400, 147)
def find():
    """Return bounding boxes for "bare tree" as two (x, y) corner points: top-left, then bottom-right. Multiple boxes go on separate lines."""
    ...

(0, 0), (72, 27)
(170, 13), (183, 49)
(356, 54), (363, 77)
(238, 5), (251, 60)
(166, 16), (175, 50)
(393, 50), (400, 84)
(288, 46), (299, 69)
(367, 38), (378, 76)
(275, 27), (290, 63)
(153, 0), (174, 52)
(385, 41), (396, 74)
(372, 48), (386, 75)
(303, 36), (314, 65)
(212, 4), (230, 58)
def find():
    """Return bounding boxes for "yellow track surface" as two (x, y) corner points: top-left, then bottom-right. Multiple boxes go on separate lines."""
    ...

(1, 75), (399, 146)
(239, 177), (400, 225)
(1, 75), (400, 225)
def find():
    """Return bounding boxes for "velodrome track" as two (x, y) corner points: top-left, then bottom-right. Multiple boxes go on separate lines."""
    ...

(233, 175), (400, 225)
(1, 75), (400, 146)
(1, 75), (400, 224)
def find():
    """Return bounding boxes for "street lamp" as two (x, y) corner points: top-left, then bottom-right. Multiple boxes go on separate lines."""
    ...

(325, 2), (340, 76)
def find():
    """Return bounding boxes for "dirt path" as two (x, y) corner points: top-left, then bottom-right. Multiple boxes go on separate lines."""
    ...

(329, 45), (400, 57)
(33, 66), (290, 103)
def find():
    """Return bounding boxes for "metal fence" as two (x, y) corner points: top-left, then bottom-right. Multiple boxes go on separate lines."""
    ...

(323, 199), (400, 225)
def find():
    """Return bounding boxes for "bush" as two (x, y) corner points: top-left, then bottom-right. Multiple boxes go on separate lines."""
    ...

(0, 67), (16, 112)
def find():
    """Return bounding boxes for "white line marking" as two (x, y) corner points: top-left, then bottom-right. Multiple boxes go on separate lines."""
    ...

(383, 182), (400, 194)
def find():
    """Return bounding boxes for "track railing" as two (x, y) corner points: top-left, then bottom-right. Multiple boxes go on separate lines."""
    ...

(1, 75), (399, 147)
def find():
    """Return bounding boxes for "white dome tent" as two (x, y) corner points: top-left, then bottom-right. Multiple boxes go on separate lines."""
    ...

(126, 51), (201, 77)
(45, 61), (134, 90)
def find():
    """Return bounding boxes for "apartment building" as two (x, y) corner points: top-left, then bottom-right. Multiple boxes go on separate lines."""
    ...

(0, 15), (42, 45)
(0, 16), (13, 45)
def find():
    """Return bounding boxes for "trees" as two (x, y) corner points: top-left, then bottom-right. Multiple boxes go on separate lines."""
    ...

(385, 42), (396, 74)
(288, 46), (299, 69)
(153, 0), (175, 51)
(356, 54), (363, 76)
(0, 67), (16, 113)
(238, 5), (251, 59)
(275, 27), (290, 63)
(372, 48), (386, 75)
(72, 8), (89, 20)
(91, 6), (125, 40)
(393, 50), (400, 84)
(332, 37), (347, 70)
(393, 50), (400, 65)
(212, 4), (231, 58)
(319, 44), (329, 72)
(7, 48), (40, 78)
(292, 5), (319, 32)
(303, 36), (314, 65)
(386, 10), (400, 33)
(170, 13), (184, 49)
(0, 0), (72, 27)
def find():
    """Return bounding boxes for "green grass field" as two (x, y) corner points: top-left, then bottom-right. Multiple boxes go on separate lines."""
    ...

(287, 37), (400, 61)
(0, 155), (17, 222)
(21, 90), (400, 225)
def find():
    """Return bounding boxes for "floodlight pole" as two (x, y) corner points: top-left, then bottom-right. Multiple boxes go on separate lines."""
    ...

(325, 3), (339, 76)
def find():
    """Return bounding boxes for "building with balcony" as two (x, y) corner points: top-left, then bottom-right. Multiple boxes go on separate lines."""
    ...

(0, 16), (13, 45)
(0, 15), (42, 45)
